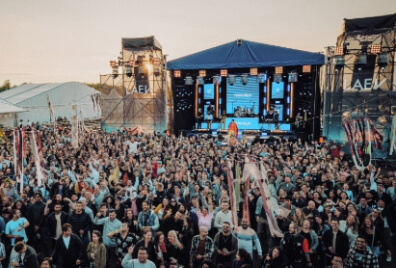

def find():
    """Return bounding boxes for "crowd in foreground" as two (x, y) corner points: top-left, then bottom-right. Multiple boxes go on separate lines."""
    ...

(0, 121), (395, 268)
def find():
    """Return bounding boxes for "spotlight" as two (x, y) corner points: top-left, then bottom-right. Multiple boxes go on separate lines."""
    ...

(257, 73), (267, 83)
(185, 76), (194, 85)
(228, 75), (236, 85)
(197, 76), (205, 85)
(174, 70), (181, 78)
(241, 75), (248, 85)
(273, 74), (282, 83)
(125, 66), (133, 78)
(112, 67), (118, 79)
(334, 56), (345, 70)
(199, 70), (206, 77)
(288, 72), (298, 83)
(220, 70), (228, 77)
(250, 68), (258, 76)
(371, 44), (382, 54)
(378, 53), (389, 69)
(213, 76), (221, 85)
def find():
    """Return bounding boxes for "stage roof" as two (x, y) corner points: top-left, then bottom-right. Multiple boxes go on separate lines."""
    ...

(167, 39), (324, 70)
(344, 13), (396, 33)
(122, 36), (162, 51)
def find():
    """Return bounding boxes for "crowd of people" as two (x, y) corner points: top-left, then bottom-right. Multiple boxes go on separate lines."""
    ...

(0, 122), (395, 268)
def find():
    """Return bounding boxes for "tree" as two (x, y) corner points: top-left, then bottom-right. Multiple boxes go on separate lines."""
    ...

(0, 80), (11, 92)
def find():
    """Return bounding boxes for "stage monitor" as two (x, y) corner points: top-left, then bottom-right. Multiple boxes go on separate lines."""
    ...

(271, 81), (285, 99)
(204, 84), (215, 99)
(226, 76), (260, 114)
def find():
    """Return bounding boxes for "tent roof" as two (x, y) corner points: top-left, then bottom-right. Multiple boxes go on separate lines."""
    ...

(344, 13), (396, 33)
(122, 36), (162, 51)
(0, 82), (99, 105)
(0, 98), (26, 114)
(167, 39), (324, 70)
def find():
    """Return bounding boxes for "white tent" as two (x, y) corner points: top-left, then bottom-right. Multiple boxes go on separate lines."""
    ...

(0, 82), (101, 127)
(0, 98), (26, 127)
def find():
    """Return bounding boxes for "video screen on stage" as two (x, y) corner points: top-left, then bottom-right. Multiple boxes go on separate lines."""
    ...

(226, 77), (259, 115)
(204, 84), (215, 99)
(204, 104), (215, 120)
(271, 82), (285, 99)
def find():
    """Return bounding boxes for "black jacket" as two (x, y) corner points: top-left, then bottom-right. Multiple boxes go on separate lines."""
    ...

(20, 245), (39, 268)
(52, 233), (83, 268)
(46, 211), (69, 238)
(322, 230), (350, 259)
(67, 211), (92, 236)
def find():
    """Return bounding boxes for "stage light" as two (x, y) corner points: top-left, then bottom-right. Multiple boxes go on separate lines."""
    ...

(241, 75), (248, 85)
(275, 66), (283, 74)
(174, 70), (181, 77)
(197, 76), (204, 85)
(273, 74), (282, 83)
(250, 68), (258, 76)
(125, 65), (133, 78)
(199, 70), (206, 77)
(185, 76), (194, 85)
(112, 66), (118, 79)
(213, 76), (221, 85)
(221, 69), (228, 77)
(378, 53), (389, 69)
(288, 72), (298, 83)
(333, 56), (345, 70)
(335, 46), (345, 56)
(356, 54), (367, 65)
(371, 44), (382, 54)
(228, 75), (235, 85)
(258, 73), (267, 83)
(302, 65), (312, 73)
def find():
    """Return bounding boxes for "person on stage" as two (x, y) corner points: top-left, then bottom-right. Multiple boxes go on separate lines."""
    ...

(229, 119), (238, 138)
(207, 104), (214, 129)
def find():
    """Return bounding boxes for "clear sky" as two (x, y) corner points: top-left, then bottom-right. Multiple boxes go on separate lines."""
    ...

(0, 0), (395, 85)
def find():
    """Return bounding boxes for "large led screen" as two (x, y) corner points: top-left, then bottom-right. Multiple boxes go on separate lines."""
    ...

(204, 84), (215, 99)
(271, 82), (285, 99)
(226, 77), (260, 115)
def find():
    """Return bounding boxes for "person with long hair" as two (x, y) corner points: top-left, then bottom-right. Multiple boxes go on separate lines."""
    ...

(180, 216), (194, 256)
(232, 248), (253, 268)
(263, 247), (287, 268)
(154, 197), (173, 221)
(166, 230), (184, 266)
(345, 215), (359, 247)
(132, 229), (156, 260)
(87, 230), (107, 268)
(40, 257), (53, 268)
(360, 216), (382, 257)
(154, 231), (167, 266)
(124, 209), (139, 234)
(293, 208), (306, 232)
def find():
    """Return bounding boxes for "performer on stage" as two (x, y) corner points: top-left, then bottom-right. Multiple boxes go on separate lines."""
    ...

(207, 104), (214, 129)
(219, 111), (227, 130)
(196, 108), (204, 129)
(229, 119), (238, 138)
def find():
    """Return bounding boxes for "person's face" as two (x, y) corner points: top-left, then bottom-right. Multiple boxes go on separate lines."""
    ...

(159, 234), (165, 244)
(331, 221), (339, 232)
(54, 204), (62, 213)
(145, 231), (152, 242)
(138, 249), (148, 263)
(168, 233), (175, 243)
(332, 256), (344, 268)
(92, 233), (99, 243)
(236, 251), (241, 261)
(303, 220), (310, 229)
(223, 223), (231, 234)
(272, 248), (280, 259)
(202, 208), (208, 216)
(109, 212), (117, 221)
(40, 260), (51, 268)
(289, 223), (296, 234)
(75, 203), (82, 213)
(200, 228), (208, 238)
(64, 227), (72, 238)
(241, 219), (249, 229)
(356, 238), (367, 251)
(35, 195), (42, 203)
(221, 202), (229, 211)
(142, 202), (149, 211)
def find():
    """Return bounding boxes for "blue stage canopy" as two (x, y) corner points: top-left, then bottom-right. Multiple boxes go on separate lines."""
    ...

(167, 39), (324, 70)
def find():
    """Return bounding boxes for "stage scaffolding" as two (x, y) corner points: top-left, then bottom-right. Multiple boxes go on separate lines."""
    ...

(100, 36), (168, 133)
(323, 14), (396, 158)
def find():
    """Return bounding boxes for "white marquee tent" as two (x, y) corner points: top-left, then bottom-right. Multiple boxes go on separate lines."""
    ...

(0, 82), (101, 127)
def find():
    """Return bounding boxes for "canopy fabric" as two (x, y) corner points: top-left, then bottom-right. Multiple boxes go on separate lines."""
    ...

(344, 13), (396, 34)
(0, 98), (26, 114)
(122, 36), (162, 51)
(167, 39), (324, 70)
